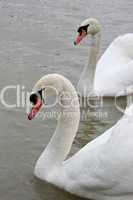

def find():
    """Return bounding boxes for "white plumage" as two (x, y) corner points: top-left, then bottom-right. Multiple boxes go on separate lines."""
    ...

(95, 34), (133, 96)
(29, 74), (133, 200)
(76, 18), (133, 97)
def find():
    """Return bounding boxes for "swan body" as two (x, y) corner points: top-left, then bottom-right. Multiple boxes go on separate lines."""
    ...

(28, 74), (133, 200)
(94, 34), (133, 96)
(75, 18), (133, 97)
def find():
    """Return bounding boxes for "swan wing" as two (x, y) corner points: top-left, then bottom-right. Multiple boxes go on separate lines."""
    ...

(94, 34), (133, 96)
(56, 106), (133, 198)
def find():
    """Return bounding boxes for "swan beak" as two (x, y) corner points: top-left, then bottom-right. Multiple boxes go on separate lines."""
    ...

(28, 99), (42, 120)
(74, 31), (87, 45)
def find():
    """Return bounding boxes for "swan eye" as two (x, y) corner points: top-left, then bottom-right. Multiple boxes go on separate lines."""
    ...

(38, 90), (43, 100)
(77, 24), (89, 34)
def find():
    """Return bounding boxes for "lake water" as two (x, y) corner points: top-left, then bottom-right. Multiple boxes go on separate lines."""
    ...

(0, 0), (133, 200)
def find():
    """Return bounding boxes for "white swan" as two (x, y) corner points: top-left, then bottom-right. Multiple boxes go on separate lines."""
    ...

(74, 18), (133, 97)
(28, 74), (133, 200)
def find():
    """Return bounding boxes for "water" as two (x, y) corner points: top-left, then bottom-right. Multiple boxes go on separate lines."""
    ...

(0, 0), (133, 199)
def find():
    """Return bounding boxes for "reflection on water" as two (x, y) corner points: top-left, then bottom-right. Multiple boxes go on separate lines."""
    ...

(0, 0), (133, 199)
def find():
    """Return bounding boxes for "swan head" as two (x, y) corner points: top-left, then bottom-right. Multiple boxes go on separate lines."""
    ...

(74, 18), (101, 45)
(27, 74), (65, 120)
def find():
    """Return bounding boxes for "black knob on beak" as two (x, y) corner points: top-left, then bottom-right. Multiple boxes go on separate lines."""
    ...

(29, 93), (38, 105)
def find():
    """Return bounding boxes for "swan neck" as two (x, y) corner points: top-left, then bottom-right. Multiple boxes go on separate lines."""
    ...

(46, 98), (80, 163)
(89, 33), (100, 65)
(82, 33), (101, 91)
(35, 77), (80, 177)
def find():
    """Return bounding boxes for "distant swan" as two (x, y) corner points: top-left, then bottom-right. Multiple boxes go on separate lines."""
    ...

(74, 18), (133, 97)
(28, 74), (133, 200)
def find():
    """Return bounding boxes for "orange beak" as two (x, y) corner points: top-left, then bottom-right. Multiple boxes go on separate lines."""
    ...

(74, 31), (87, 45)
(28, 99), (42, 120)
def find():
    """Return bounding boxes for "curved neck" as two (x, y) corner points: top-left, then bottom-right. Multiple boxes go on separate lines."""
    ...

(35, 78), (80, 178)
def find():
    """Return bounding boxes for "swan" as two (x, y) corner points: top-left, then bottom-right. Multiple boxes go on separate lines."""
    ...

(74, 18), (133, 97)
(28, 74), (133, 200)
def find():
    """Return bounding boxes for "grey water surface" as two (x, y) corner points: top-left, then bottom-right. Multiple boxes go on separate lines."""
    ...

(0, 0), (133, 200)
